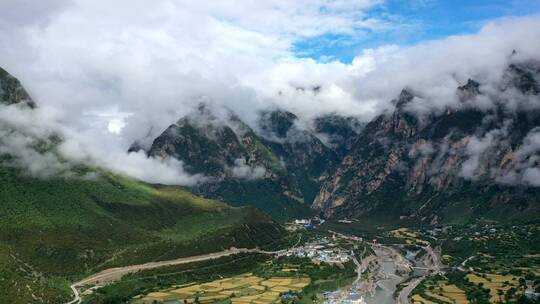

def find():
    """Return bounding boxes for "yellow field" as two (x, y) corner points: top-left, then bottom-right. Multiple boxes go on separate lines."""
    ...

(390, 228), (430, 246)
(412, 294), (438, 304)
(132, 273), (311, 304)
(282, 268), (298, 272)
(466, 273), (519, 302)
(414, 280), (468, 304)
(442, 255), (453, 263)
(391, 228), (418, 238)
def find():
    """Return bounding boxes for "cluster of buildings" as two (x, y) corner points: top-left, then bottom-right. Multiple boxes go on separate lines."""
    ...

(284, 219), (310, 231)
(322, 291), (365, 304)
(282, 237), (352, 265)
(285, 217), (325, 231)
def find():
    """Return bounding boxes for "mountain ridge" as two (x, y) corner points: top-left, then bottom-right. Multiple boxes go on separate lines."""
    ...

(313, 59), (540, 224)
(135, 59), (540, 224)
(135, 105), (357, 218)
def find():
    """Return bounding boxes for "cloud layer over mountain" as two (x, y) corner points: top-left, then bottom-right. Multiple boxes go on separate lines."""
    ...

(1, 0), (540, 185)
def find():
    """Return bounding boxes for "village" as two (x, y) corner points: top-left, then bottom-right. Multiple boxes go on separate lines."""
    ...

(281, 218), (360, 265)
(281, 237), (353, 265)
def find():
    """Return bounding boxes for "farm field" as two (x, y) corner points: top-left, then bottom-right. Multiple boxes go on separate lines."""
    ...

(416, 279), (468, 304)
(132, 273), (311, 304)
(389, 228), (430, 246)
(412, 294), (438, 304)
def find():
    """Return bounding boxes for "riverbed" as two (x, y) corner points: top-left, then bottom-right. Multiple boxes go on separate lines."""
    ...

(363, 247), (406, 304)
(323, 243), (432, 304)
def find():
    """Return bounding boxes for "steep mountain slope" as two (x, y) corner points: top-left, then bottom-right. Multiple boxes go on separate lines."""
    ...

(0, 167), (284, 304)
(143, 106), (340, 218)
(257, 110), (340, 204)
(312, 114), (363, 159)
(144, 106), (309, 218)
(313, 60), (540, 224)
(0, 69), (285, 304)
(129, 58), (540, 226)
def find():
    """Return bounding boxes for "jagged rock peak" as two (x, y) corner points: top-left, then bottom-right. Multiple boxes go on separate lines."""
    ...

(459, 79), (481, 93)
(506, 60), (540, 95)
(179, 103), (220, 125)
(0, 67), (36, 108)
(313, 114), (364, 158)
(394, 88), (415, 109)
(259, 109), (298, 139)
(457, 79), (481, 101)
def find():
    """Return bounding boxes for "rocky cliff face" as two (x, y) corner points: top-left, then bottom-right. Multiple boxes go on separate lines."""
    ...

(140, 106), (340, 218)
(136, 59), (540, 224)
(313, 60), (540, 224)
(148, 105), (278, 177)
(257, 110), (340, 201)
(313, 114), (363, 159)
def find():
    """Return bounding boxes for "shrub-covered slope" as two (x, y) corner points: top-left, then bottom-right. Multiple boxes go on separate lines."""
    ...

(0, 67), (285, 304)
(0, 167), (285, 303)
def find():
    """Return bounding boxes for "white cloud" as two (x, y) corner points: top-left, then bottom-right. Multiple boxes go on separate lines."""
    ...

(460, 134), (495, 180)
(523, 168), (540, 186)
(0, 104), (202, 185)
(498, 127), (540, 186)
(1, 1), (540, 185)
(229, 158), (266, 180)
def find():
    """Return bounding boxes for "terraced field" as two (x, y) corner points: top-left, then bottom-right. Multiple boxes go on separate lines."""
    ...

(389, 228), (430, 246)
(412, 294), (437, 304)
(132, 273), (311, 304)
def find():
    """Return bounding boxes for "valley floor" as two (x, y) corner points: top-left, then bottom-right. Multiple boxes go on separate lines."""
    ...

(62, 220), (540, 304)
(68, 248), (272, 304)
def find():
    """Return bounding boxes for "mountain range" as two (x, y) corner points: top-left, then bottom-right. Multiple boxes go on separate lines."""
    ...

(134, 58), (540, 224)
(2, 55), (540, 303)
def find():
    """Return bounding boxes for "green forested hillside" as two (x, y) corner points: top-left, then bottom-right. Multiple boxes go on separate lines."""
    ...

(0, 167), (285, 303)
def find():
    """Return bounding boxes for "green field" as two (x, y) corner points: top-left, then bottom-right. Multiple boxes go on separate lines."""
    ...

(84, 254), (356, 304)
(0, 167), (286, 304)
(409, 223), (540, 303)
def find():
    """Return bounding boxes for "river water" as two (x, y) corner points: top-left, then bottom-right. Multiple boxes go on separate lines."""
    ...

(325, 246), (415, 304)
(363, 248), (404, 304)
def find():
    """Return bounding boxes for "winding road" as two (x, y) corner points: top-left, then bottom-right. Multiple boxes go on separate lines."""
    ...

(66, 247), (277, 304)
(65, 235), (304, 304)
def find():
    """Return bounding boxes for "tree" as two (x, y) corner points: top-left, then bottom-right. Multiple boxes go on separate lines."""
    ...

(519, 278), (527, 288)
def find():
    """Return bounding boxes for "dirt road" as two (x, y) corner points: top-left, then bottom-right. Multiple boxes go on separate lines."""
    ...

(66, 247), (261, 304)
(395, 245), (444, 304)
(396, 277), (423, 304)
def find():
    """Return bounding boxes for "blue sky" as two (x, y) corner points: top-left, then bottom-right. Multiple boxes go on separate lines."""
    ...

(293, 0), (540, 62)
